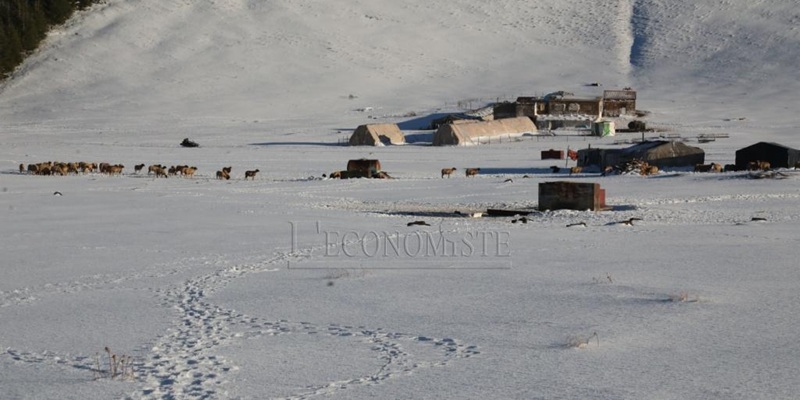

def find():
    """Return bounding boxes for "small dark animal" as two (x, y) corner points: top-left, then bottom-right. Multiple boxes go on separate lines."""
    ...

(19, 163), (25, 174)
(53, 191), (63, 196)
(134, 164), (145, 173)
(465, 168), (480, 177)
(566, 222), (587, 228)
(441, 167), (457, 178)
(407, 221), (430, 226)
(373, 171), (393, 179)
(522, 175), (531, 178)
(216, 170), (230, 180)
(244, 169), (260, 180)
(148, 164), (164, 175)
(617, 217), (643, 226)
(180, 138), (199, 148)
(151, 166), (168, 178)
(503, 178), (513, 183)
(511, 217), (528, 224)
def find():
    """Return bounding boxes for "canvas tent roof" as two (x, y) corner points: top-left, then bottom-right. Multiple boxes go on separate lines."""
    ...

(578, 140), (704, 169)
(432, 116), (536, 146)
(349, 123), (405, 146)
(430, 106), (495, 129)
(735, 142), (800, 169)
(616, 140), (705, 168)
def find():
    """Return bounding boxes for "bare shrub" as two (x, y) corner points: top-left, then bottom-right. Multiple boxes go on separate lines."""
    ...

(566, 332), (599, 349)
(668, 291), (699, 303)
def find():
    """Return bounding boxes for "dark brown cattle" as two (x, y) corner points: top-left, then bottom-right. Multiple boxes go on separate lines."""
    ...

(244, 169), (260, 180)
(441, 167), (456, 178)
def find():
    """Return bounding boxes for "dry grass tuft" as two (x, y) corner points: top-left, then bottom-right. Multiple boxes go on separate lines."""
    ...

(93, 346), (135, 381)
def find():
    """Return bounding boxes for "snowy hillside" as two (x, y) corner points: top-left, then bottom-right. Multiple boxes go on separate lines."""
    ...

(1, 1), (799, 399)
(2, 0), (799, 137)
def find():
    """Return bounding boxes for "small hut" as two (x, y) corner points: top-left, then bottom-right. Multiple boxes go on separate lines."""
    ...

(541, 149), (564, 160)
(432, 117), (536, 146)
(591, 120), (615, 137)
(735, 142), (800, 170)
(349, 124), (405, 146)
(328, 159), (388, 179)
(602, 89), (637, 117)
(539, 181), (606, 211)
(347, 159), (382, 176)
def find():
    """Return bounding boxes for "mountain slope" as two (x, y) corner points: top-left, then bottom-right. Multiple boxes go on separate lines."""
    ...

(0, 0), (798, 136)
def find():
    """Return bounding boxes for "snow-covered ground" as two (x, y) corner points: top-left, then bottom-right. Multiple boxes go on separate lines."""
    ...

(1, 1), (799, 399)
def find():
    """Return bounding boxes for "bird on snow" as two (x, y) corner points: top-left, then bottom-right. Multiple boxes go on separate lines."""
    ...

(616, 217), (642, 226)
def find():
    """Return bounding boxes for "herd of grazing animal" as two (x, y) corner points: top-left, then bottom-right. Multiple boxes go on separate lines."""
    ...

(19, 161), (261, 180)
(23, 161), (101, 176)
(16, 156), (793, 182)
(141, 163), (202, 178)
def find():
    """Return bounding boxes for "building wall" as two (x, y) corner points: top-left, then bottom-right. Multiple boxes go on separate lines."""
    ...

(492, 102), (517, 120)
(546, 99), (602, 118)
(602, 100), (636, 117)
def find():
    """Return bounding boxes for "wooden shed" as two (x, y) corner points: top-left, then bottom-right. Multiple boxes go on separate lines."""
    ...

(602, 89), (637, 117)
(493, 97), (544, 120)
(347, 159), (382, 175)
(541, 149), (565, 160)
(539, 181), (606, 211)
(735, 142), (800, 170)
(349, 124), (405, 146)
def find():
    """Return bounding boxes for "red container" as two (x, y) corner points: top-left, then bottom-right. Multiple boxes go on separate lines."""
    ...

(541, 149), (564, 160)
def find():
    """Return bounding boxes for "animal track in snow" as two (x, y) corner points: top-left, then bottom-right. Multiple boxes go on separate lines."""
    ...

(134, 250), (478, 399)
(0, 225), (478, 398)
